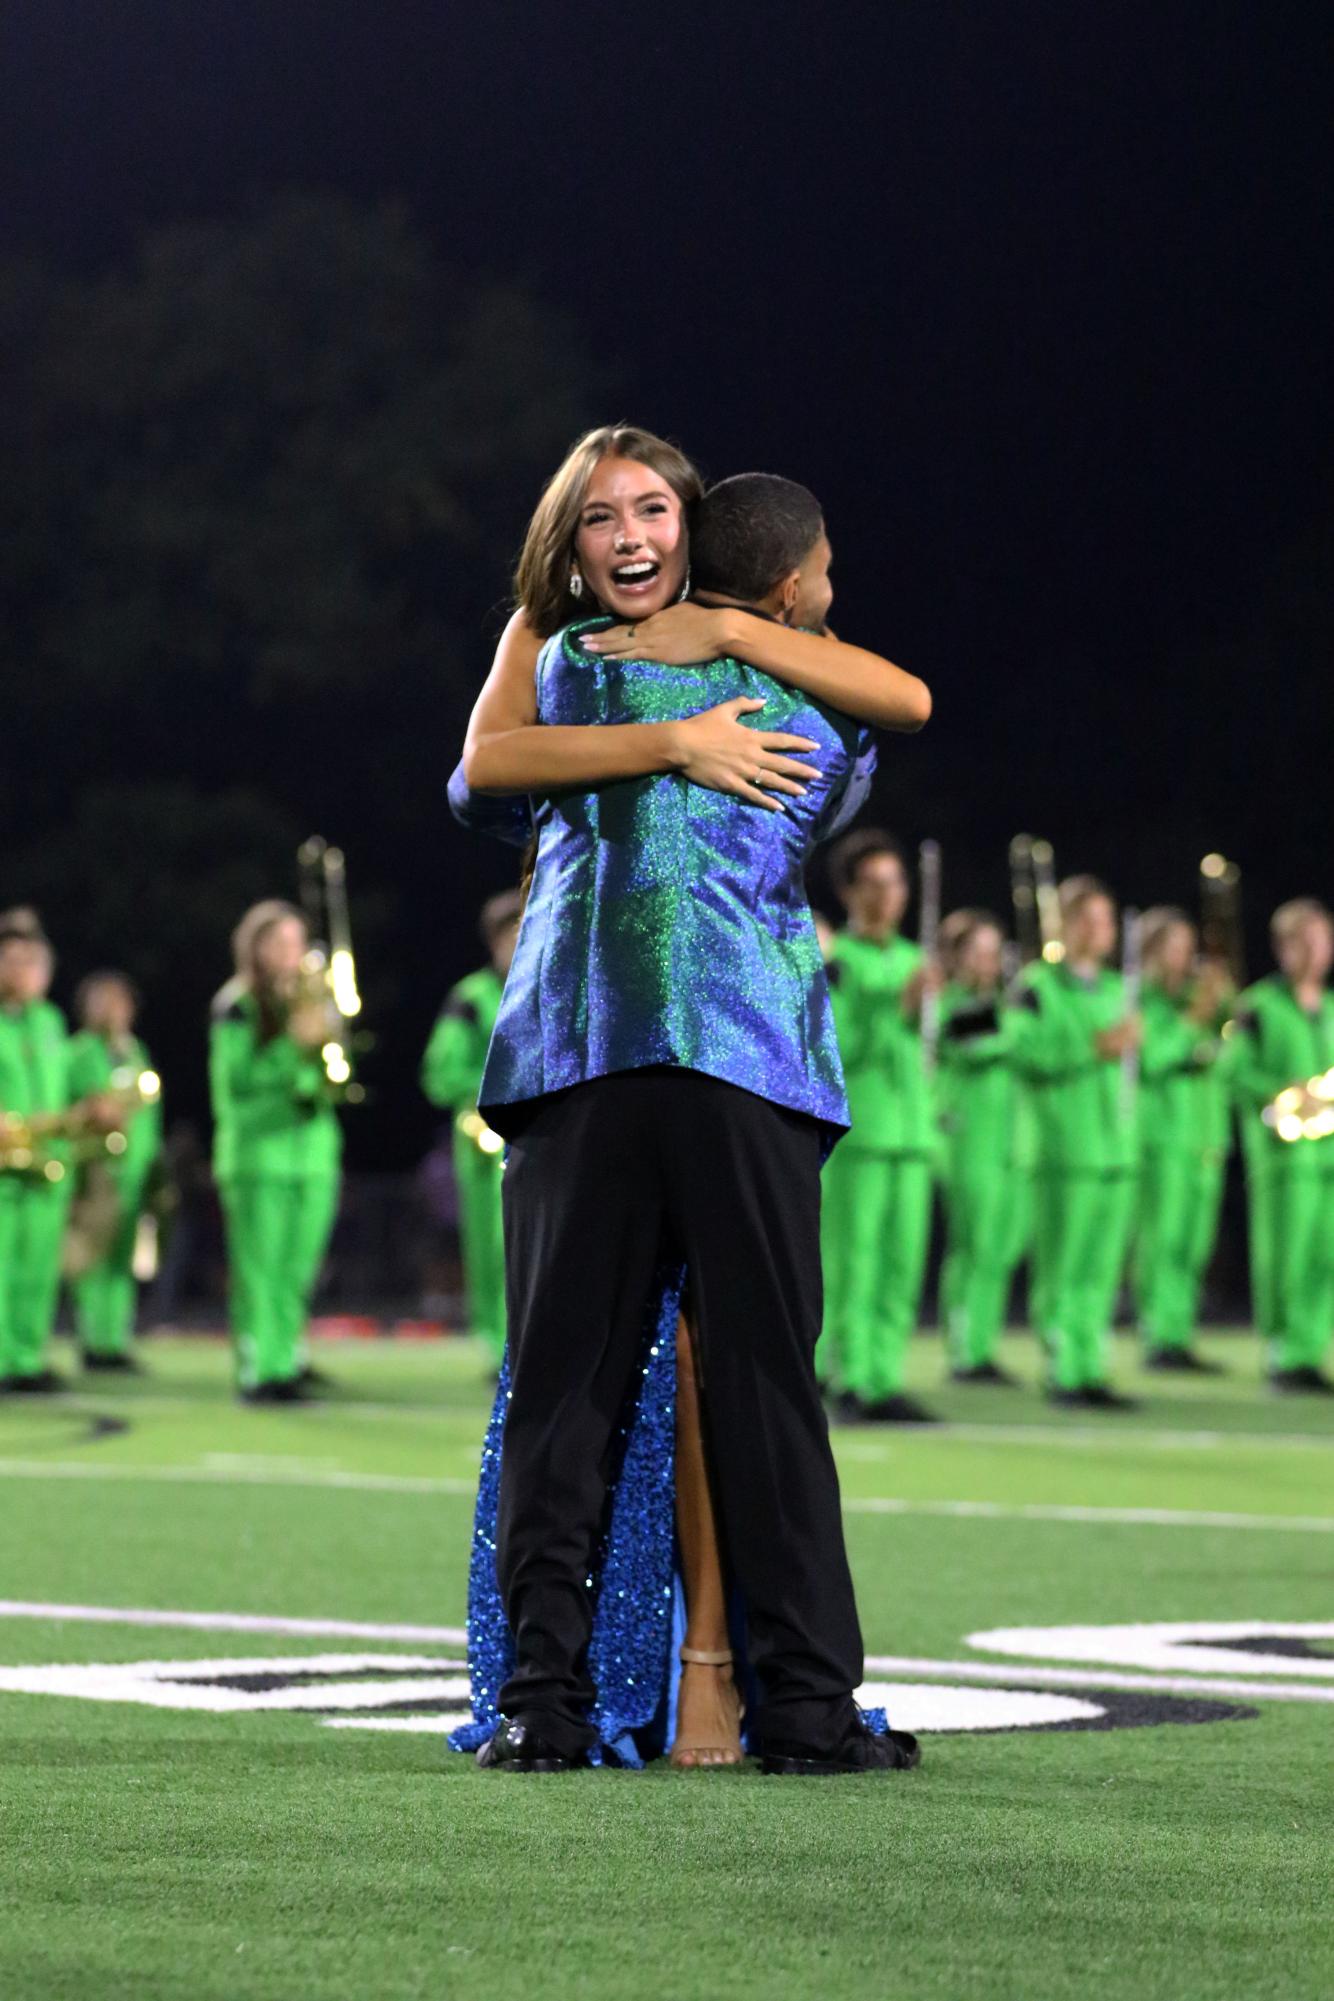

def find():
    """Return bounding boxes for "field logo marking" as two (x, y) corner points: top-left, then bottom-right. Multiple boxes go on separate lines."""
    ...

(16, 1605), (1334, 1737)
(968, 1622), (1334, 1680)
(0, 1650), (1249, 1737)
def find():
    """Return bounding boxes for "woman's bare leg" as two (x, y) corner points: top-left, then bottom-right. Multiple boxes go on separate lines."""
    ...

(671, 1309), (743, 1767)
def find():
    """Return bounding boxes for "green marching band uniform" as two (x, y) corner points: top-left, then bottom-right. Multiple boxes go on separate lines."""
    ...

(1133, 981), (1228, 1359)
(818, 931), (934, 1403)
(1224, 975), (1334, 1378)
(0, 997), (72, 1384)
(65, 1028), (163, 1361)
(1007, 959), (1135, 1392)
(937, 983), (1034, 1373)
(421, 966), (507, 1366)
(209, 987), (343, 1393)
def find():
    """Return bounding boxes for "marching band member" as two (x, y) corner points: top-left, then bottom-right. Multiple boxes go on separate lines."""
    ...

(0, 912), (76, 1392)
(937, 911), (1032, 1383)
(1008, 876), (1140, 1408)
(1133, 911), (1231, 1372)
(819, 830), (939, 1423)
(209, 901), (346, 1402)
(421, 889), (521, 1368)
(65, 972), (163, 1371)
(1225, 898), (1334, 1393)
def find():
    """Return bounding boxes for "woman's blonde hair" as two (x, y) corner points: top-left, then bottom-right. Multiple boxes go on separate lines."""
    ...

(231, 899), (305, 983)
(1140, 905), (1192, 964)
(513, 423), (703, 638)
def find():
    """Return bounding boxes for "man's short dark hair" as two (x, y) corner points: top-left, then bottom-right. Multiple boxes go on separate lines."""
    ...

(690, 473), (824, 602)
(828, 829), (905, 896)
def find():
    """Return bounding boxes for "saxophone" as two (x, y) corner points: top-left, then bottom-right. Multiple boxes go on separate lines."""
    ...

(1262, 1071), (1334, 1144)
(0, 1067), (161, 1182)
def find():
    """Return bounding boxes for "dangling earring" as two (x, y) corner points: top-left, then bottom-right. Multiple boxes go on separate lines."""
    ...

(677, 564), (691, 603)
(569, 569), (584, 600)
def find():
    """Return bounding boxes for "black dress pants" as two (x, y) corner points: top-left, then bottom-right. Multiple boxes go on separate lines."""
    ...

(495, 1067), (864, 1755)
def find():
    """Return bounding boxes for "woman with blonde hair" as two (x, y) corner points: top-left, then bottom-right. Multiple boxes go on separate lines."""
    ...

(209, 901), (345, 1402)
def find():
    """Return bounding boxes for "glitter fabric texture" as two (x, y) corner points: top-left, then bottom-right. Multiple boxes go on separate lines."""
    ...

(478, 619), (874, 1141)
(449, 1262), (685, 1767)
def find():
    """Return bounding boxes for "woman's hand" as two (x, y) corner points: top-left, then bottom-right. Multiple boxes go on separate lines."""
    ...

(672, 697), (820, 812)
(289, 1003), (332, 1050)
(583, 603), (730, 666)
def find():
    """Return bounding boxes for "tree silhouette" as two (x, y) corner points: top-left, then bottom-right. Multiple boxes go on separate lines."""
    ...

(0, 193), (601, 1158)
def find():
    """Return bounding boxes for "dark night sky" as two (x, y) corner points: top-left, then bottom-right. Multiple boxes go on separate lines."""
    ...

(3, 2), (1332, 1152)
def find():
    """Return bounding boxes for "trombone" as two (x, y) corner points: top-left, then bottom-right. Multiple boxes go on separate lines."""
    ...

(1199, 853), (1245, 986)
(1009, 835), (1064, 964)
(297, 836), (364, 1094)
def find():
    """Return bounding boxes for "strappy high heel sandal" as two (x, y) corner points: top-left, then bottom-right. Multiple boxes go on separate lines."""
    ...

(669, 1647), (745, 1770)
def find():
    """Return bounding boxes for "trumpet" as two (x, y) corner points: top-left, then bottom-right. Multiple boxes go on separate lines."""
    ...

(297, 836), (363, 1092)
(1009, 835), (1064, 964)
(1262, 1070), (1334, 1145)
(0, 1067), (161, 1182)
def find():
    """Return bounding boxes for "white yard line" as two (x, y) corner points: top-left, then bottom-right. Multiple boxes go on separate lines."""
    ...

(0, 1601), (468, 1643)
(0, 1457), (476, 1495)
(843, 1496), (1334, 1533)
(835, 1421), (1334, 1454)
(0, 1456), (1329, 1532)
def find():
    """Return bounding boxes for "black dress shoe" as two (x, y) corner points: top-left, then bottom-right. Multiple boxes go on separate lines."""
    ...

(0, 1368), (68, 1395)
(81, 1352), (143, 1374)
(1271, 1366), (1334, 1396)
(950, 1361), (1020, 1386)
(239, 1379), (303, 1405)
(296, 1364), (335, 1391)
(1143, 1347), (1224, 1375)
(1081, 1383), (1139, 1410)
(828, 1390), (868, 1425)
(761, 1721), (921, 1777)
(476, 1718), (591, 1773)
(859, 1392), (940, 1425)
(1046, 1385), (1087, 1408)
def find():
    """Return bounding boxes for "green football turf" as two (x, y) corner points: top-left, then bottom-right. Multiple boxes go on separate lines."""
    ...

(1, 1331), (1331, 2001)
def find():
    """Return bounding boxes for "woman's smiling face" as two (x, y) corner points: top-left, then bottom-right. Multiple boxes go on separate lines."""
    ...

(573, 455), (688, 619)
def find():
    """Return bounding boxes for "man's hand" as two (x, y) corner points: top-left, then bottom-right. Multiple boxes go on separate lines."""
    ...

(583, 603), (730, 666)
(671, 698), (820, 812)
(1095, 1017), (1142, 1060)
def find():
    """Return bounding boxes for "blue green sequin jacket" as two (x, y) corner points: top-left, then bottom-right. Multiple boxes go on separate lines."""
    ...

(475, 616), (870, 1138)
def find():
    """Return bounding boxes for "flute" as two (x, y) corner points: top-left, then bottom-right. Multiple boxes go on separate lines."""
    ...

(1119, 906), (1143, 1125)
(918, 839), (942, 1075)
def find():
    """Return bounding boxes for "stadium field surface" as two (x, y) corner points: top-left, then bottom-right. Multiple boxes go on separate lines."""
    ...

(2, 1333), (1331, 2001)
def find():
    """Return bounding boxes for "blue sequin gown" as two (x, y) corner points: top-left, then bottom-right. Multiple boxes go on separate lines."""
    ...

(448, 618), (880, 1764)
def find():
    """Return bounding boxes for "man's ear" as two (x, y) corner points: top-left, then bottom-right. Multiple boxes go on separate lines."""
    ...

(777, 570), (802, 622)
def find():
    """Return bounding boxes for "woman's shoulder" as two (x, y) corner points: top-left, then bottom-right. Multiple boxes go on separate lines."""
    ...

(209, 977), (252, 1028)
